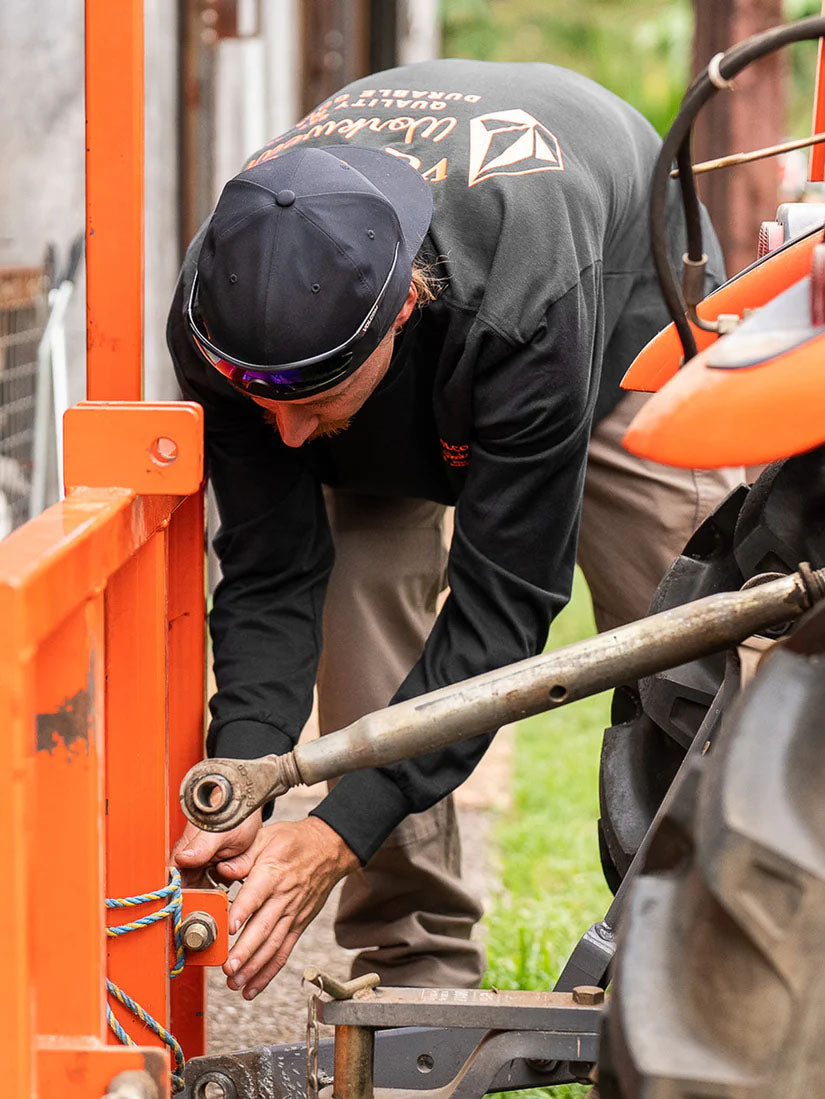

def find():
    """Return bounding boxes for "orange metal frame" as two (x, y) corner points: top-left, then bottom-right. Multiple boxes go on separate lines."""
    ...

(2, 403), (227, 1099)
(0, 0), (228, 1095)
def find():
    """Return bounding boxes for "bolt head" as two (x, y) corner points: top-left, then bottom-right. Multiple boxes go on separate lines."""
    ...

(181, 910), (218, 952)
(184, 921), (210, 950)
(572, 985), (604, 1006)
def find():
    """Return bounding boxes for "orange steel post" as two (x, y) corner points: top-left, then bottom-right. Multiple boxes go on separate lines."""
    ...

(811, 1), (825, 181)
(105, 531), (171, 1043)
(85, 0), (144, 399)
(168, 489), (209, 1057)
(33, 596), (107, 1040)
(0, 583), (36, 1097)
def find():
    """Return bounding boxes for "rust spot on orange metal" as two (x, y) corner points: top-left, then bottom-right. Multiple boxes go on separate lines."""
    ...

(36, 685), (92, 757)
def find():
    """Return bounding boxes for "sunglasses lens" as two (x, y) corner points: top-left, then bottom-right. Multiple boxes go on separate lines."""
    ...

(190, 298), (359, 399)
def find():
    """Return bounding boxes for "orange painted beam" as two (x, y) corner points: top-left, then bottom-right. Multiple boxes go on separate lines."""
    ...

(105, 531), (171, 1048)
(33, 597), (107, 1039)
(167, 489), (212, 1057)
(0, 611), (35, 1095)
(0, 489), (177, 654)
(85, 0), (144, 399)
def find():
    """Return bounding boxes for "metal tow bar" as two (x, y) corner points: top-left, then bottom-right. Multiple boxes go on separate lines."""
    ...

(180, 565), (825, 832)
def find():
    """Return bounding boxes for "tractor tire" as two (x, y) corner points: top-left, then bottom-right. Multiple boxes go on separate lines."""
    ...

(598, 601), (825, 1097)
(597, 445), (825, 892)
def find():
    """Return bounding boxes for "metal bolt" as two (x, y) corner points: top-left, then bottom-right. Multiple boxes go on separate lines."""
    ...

(182, 911), (218, 952)
(105, 1070), (159, 1099)
(416, 1053), (435, 1073)
(572, 985), (605, 1006)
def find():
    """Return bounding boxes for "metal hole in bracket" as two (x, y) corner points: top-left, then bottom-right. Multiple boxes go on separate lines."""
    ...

(150, 435), (178, 465)
(202, 1083), (229, 1099)
(193, 775), (232, 814)
(193, 1072), (237, 1099)
(548, 684), (568, 703)
(417, 1053), (435, 1074)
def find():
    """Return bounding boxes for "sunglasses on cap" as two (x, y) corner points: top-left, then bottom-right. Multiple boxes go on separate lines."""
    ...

(186, 242), (400, 400)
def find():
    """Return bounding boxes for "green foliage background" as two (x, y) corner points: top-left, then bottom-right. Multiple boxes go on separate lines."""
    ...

(442, 0), (692, 136)
(443, 0), (824, 139)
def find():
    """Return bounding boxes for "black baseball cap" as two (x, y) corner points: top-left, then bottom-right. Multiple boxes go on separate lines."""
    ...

(188, 144), (433, 400)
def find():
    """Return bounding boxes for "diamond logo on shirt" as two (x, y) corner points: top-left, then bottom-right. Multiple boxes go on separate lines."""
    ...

(467, 108), (564, 187)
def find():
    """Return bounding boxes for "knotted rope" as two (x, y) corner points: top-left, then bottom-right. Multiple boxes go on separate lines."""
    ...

(105, 868), (186, 1091)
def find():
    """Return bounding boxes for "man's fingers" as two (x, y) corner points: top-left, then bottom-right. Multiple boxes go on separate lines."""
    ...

(170, 822), (203, 862)
(171, 810), (264, 872)
(215, 818), (356, 995)
(227, 862), (282, 934)
(224, 894), (289, 977)
(240, 926), (303, 999)
(172, 829), (222, 867)
(215, 850), (255, 882)
(225, 911), (293, 989)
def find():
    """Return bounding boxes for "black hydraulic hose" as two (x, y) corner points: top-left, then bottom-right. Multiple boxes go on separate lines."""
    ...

(676, 137), (703, 263)
(651, 15), (825, 363)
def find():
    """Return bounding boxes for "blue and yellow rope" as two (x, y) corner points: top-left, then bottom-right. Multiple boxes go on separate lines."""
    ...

(105, 868), (186, 1091)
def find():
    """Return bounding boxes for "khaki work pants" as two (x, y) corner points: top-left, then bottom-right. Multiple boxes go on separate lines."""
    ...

(316, 391), (743, 987)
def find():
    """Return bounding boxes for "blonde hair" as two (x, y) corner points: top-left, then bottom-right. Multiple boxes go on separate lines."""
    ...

(411, 259), (445, 307)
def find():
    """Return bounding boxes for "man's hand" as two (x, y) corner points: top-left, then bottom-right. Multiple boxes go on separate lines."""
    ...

(171, 808), (263, 886)
(219, 817), (359, 999)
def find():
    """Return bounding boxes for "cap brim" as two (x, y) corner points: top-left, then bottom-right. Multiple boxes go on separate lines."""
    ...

(623, 277), (825, 469)
(622, 224), (823, 394)
(321, 145), (433, 266)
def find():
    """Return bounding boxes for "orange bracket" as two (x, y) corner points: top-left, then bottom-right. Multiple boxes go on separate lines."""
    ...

(64, 402), (204, 495)
(178, 888), (230, 969)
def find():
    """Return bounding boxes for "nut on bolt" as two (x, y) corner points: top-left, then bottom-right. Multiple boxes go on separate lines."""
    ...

(572, 985), (605, 1006)
(181, 911), (219, 952)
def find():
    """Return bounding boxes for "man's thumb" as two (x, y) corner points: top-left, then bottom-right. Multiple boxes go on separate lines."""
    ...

(173, 832), (219, 867)
(215, 852), (254, 881)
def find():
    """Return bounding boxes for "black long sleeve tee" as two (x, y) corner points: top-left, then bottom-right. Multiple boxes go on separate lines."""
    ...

(167, 59), (724, 864)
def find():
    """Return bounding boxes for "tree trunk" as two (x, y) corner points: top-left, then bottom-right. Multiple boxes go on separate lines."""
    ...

(692, 0), (787, 277)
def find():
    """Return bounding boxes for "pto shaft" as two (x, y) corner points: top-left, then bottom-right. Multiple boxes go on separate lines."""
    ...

(180, 566), (825, 832)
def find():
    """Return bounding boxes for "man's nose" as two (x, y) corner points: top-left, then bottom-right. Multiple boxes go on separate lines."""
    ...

(277, 406), (319, 447)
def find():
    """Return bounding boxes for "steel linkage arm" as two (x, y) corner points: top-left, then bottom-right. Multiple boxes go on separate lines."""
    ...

(180, 566), (825, 833)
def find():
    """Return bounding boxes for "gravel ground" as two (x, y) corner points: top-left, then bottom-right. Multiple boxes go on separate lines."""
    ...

(206, 731), (511, 1054)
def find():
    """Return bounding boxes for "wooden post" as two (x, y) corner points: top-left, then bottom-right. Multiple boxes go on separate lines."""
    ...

(691, 0), (787, 277)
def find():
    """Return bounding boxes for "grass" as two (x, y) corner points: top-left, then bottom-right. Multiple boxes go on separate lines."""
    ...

(482, 569), (613, 1099)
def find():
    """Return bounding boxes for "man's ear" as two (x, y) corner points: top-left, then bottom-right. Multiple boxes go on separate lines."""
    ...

(393, 281), (418, 332)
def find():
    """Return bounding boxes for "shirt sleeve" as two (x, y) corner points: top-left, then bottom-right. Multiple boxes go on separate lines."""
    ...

(166, 279), (334, 765)
(311, 270), (604, 861)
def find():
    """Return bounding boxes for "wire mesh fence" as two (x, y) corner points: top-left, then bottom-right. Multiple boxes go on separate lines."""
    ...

(0, 267), (48, 536)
